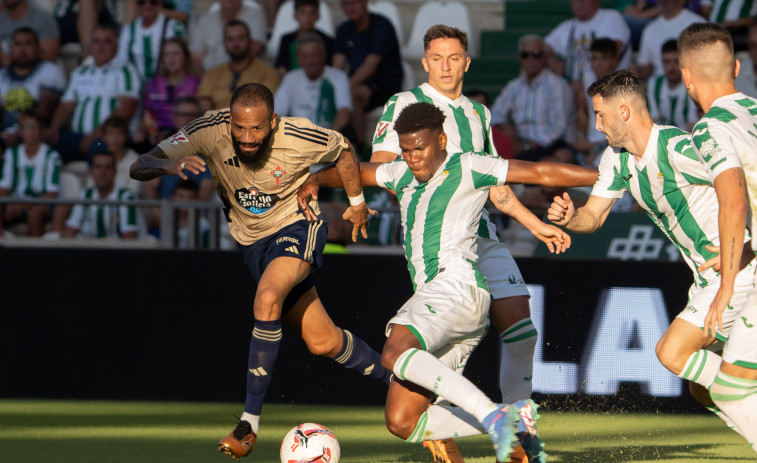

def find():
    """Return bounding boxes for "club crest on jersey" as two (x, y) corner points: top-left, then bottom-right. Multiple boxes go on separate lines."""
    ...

(271, 166), (286, 185)
(234, 187), (280, 214)
(168, 131), (188, 145)
(376, 121), (390, 139)
(439, 170), (449, 185)
(657, 172), (663, 187)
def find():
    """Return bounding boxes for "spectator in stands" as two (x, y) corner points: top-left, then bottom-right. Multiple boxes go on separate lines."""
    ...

(0, 27), (66, 143)
(95, 116), (142, 193)
(53, 0), (118, 57)
(632, 0), (704, 80)
(171, 178), (211, 249)
(545, 0), (631, 82)
(621, 0), (662, 51)
(491, 34), (573, 163)
(647, 39), (698, 131)
(196, 19), (279, 112)
(275, 33), (351, 135)
(333, 0), (402, 151)
(0, 109), (61, 236)
(735, 18), (757, 97)
(463, 88), (515, 159)
(701, 0), (757, 48)
(124, 0), (192, 25)
(62, 150), (144, 239)
(0, 0), (60, 66)
(274, 0), (334, 79)
(574, 38), (619, 167)
(189, 0), (267, 74)
(44, 24), (141, 164)
(117, 0), (186, 82)
(140, 37), (200, 145)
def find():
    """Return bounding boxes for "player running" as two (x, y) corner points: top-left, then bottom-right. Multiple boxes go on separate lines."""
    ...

(548, 70), (756, 438)
(679, 22), (757, 451)
(130, 83), (391, 460)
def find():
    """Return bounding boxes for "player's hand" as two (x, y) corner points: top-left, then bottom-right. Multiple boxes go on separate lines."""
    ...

(698, 244), (721, 272)
(341, 202), (377, 242)
(704, 285), (733, 339)
(171, 155), (206, 180)
(530, 222), (571, 254)
(547, 192), (575, 226)
(297, 177), (320, 222)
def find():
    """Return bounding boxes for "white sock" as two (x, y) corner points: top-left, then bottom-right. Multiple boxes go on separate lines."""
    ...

(704, 404), (745, 437)
(240, 412), (260, 434)
(393, 348), (498, 423)
(499, 317), (537, 403)
(406, 404), (485, 442)
(711, 371), (757, 448)
(677, 349), (722, 388)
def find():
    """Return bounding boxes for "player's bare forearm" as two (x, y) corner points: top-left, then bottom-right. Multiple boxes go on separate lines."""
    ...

(508, 160), (598, 187)
(715, 169), (748, 290)
(130, 146), (171, 181)
(334, 144), (363, 197)
(489, 185), (533, 223)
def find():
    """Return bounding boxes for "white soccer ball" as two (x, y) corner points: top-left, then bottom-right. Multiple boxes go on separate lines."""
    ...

(280, 422), (340, 463)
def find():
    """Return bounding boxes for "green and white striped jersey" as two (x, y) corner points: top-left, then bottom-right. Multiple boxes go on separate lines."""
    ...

(62, 59), (141, 135)
(117, 12), (185, 81)
(592, 124), (749, 286)
(372, 82), (501, 239)
(0, 143), (61, 198)
(647, 76), (698, 129)
(691, 92), (757, 250)
(375, 151), (509, 291)
(65, 187), (144, 238)
(707, 0), (757, 22)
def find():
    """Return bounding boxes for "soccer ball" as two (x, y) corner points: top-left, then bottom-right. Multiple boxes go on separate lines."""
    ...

(280, 423), (340, 463)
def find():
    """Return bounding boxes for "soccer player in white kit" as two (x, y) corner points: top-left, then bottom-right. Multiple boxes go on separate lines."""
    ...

(679, 22), (757, 451)
(548, 69), (757, 438)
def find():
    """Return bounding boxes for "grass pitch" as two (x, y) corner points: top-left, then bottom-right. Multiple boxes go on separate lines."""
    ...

(0, 399), (754, 462)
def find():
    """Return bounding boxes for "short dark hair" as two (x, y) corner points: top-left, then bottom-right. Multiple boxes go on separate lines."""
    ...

(94, 22), (119, 38)
(12, 26), (39, 44)
(678, 22), (733, 56)
(294, 0), (319, 10)
(464, 88), (490, 106)
(230, 83), (275, 114)
(661, 38), (678, 54)
(587, 69), (647, 107)
(423, 24), (468, 52)
(173, 96), (202, 114)
(296, 31), (326, 53)
(224, 19), (251, 38)
(101, 115), (129, 135)
(590, 38), (617, 56)
(90, 150), (116, 168)
(174, 178), (199, 194)
(394, 102), (446, 135)
(18, 108), (44, 125)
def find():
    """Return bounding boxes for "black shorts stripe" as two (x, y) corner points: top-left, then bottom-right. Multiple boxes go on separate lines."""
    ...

(284, 131), (328, 146)
(283, 122), (329, 142)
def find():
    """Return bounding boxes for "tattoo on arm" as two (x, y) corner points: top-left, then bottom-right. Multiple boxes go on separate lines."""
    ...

(492, 187), (517, 215)
(130, 146), (171, 181)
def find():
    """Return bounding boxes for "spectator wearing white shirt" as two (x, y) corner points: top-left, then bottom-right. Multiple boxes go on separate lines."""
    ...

(632, 0), (704, 80)
(491, 34), (573, 162)
(545, 0), (631, 82)
(647, 39), (699, 131)
(735, 19), (757, 97)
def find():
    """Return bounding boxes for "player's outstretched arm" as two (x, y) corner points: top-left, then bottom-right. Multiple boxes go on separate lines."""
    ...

(489, 186), (570, 254)
(334, 144), (373, 242)
(507, 159), (598, 187)
(297, 163), (382, 221)
(548, 192), (615, 233)
(130, 146), (206, 181)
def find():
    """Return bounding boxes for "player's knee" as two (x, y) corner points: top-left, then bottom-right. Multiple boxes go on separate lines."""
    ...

(306, 332), (341, 357)
(384, 408), (417, 440)
(253, 287), (284, 319)
(655, 340), (682, 374)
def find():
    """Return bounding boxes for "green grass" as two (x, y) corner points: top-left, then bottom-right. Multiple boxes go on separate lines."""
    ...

(1, 399), (755, 462)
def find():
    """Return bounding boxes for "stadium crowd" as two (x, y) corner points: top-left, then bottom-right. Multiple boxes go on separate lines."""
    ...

(0, 0), (755, 245)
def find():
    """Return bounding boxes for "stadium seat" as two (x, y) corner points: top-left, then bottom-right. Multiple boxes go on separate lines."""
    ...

(368, 0), (404, 46)
(401, 59), (415, 91)
(402, 1), (476, 59)
(265, 0), (335, 62)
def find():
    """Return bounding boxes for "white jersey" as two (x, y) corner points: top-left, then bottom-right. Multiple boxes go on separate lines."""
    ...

(375, 151), (509, 291)
(66, 186), (145, 238)
(691, 92), (757, 250)
(117, 12), (185, 81)
(706, 0), (757, 22)
(274, 66), (352, 126)
(647, 76), (699, 130)
(0, 143), (61, 198)
(592, 124), (750, 286)
(372, 82), (501, 239)
(62, 58), (141, 135)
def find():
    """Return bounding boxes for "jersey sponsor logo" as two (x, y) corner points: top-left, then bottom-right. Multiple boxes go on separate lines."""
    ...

(285, 246), (299, 254)
(234, 187), (280, 214)
(508, 274), (524, 285)
(425, 304), (436, 314)
(271, 166), (286, 185)
(224, 156), (240, 167)
(276, 236), (301, 246)
(167, 131), (188, 145)
(743, 316), (754, 328)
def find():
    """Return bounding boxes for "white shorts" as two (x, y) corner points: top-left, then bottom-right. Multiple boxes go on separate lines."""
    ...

(676, 259), (757, 341)
(476, 237), (530, 300)
(722, 285), (757, 368)
(386, 274), (491, 371)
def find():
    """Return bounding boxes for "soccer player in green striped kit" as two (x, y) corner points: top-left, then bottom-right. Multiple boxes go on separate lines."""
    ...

(548, 69), (757, 439)
(679, 22), (757, 451)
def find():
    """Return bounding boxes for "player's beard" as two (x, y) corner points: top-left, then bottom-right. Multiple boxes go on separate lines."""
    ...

(232, 130), (273, 166)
